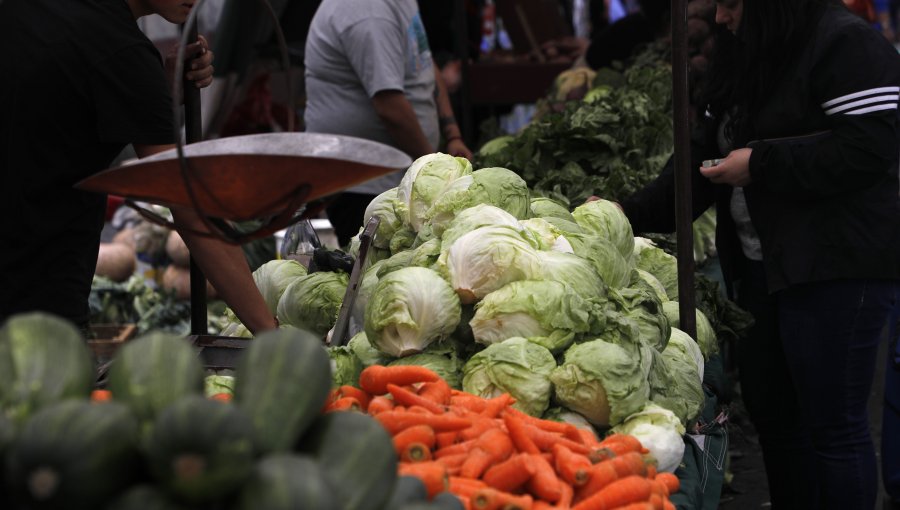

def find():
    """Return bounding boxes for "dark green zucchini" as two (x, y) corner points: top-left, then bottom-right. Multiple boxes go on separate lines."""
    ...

(234, 453), (338, 510)
(233, 328), (332, 453)
(298, 411), (397, 510)
(145, 395), (256, 504)
(6, 400), (141, 509)
(382, 475), (429, 509)
(105, 484), (188, 510)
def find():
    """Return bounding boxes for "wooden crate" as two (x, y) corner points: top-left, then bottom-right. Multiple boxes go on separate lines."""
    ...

(88, 324), (137, 362)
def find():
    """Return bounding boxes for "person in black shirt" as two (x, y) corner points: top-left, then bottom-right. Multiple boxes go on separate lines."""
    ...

(0, 0), (277, 334)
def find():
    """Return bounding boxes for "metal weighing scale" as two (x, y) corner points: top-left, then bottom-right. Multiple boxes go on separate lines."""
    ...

(78, 0), (411, 371)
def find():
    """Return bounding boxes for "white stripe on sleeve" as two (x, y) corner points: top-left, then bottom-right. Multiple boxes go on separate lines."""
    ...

(824, 93), (900, 115)
(821, 86), (900, 108)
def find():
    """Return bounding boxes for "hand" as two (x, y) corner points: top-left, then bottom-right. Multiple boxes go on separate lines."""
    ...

(446, 138), (473, 159)
(165, 35), (215, 91)
(699, 148), (753, 187)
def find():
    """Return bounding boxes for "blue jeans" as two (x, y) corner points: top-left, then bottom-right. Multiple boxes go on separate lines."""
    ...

(735, 262), (897, 509)
(778, 278), (898, 510)
(884, 300), (900, 503)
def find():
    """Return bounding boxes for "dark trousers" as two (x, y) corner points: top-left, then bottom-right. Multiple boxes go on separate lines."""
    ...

(884, 301), (900, 504)
(325, 192), (377, 249)
(736, 260), (898, 509)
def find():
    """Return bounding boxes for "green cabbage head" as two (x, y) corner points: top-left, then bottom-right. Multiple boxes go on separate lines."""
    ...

(252, 259), (308, 315)
(571, 199), (635, 262)
(530, 197), (574, 221)
(610, 404), (686, 473)
(397, 153), (472, 232)
(276, 271), (349, 336)
(426, 167), (530, 234)
(462, 337), (556, 416)
(365, 267), (462, 357)
(363, 187), (404, 249)
(661, 301), (718, 360)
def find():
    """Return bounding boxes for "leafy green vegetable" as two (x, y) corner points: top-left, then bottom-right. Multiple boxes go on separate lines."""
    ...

(462, 337), (556, 416)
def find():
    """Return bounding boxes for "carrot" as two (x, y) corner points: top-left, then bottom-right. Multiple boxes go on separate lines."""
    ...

(578, 428), (602, 448)
(359, 365), (440, 395)
(418, 379), (452, 406)
(607, 504), (655, 510)
(479, 393), (515, 418)
(553, 443), (592, 486)
(436, 430), (460, 449)
(209, 392), (232, 402)
(649, 492), (666, 509)
(399, 461), (449, 498)
(504, 407), (573, 435)
(607, 452), (650, 479)
(451, 392), (489, 413)
(522, 423), (591, 455)
(573, 460), (620, 502)
(476, 428), (514, 462)
(374, 410), (471, 435)
(645, 463), (658, 480)
(335, 385), (371, 411)
(502, 413), (540, 455)
(482, 453), (536, 493)
(450, 476), (489, 498)
(533, 502), (555, 510)
(436, 452), (470, 471)
(367, 395), (395, 415)
(388, 383), (446, 414)
(325, 396), (361, 412)
(556, 481), (574, 509)
(435, 438), (478, 458)
(654, 472), (680, 495)
(400, 441), (433, 463)
(571, 476), (653, 510)
(526, 453), (563, 503)
(662, 499), (676, 510)
(460, 416), (500, 441)
(460, 449), (495, 479)
(91, 389), (112, 402)
(599, 434), (647, 455)
(471, 487), (534, 510)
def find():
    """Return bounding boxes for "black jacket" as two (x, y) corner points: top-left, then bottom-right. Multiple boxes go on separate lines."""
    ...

(622, 4), (900, 293)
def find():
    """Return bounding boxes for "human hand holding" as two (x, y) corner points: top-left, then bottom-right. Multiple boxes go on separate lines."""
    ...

(165, 35), (215, 91)
(446, 137), (473, 159)
(699, 148), (753, 187)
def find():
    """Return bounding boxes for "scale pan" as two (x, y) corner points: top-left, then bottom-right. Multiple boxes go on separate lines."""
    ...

(75, 132), (412, 221)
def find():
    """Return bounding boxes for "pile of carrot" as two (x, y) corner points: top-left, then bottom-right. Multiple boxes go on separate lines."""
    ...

(323, 365), (681, 510)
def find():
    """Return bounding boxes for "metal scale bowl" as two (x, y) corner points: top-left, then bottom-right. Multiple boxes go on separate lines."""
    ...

(79, 0), (411, 372)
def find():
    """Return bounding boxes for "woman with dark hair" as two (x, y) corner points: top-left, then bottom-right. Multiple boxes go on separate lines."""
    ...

(618, 0), (900, 507)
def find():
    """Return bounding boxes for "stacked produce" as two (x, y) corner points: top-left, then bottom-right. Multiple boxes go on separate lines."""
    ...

(0, 313), (454, 510)
(324, 364), (683, 509)
(219, 153), (728, 479)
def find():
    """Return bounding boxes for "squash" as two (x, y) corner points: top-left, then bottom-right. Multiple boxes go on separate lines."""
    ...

(106, 331), (205, 427)
(0, 313), (94, 424)
(160, 264), (217, 300)
(96, 242), (137, 282)
(112, 227), (137, 251)
(145, 395), (256, 504)
(298, 411), (398, 510)
(106, 484), (188, 510)
(5, 400), (141, 509)
(233, 328), (332, 454)
(234, 454), (338, 510)
(165, 230), (191, 268)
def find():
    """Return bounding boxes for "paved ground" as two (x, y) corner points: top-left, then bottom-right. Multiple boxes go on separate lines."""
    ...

(718, 332), (894, 509)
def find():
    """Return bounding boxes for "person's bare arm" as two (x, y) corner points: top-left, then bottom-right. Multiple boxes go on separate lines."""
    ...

(133, 143), (276, 334)
(371, 90), (435, 158)
(433, 59), (472, 159)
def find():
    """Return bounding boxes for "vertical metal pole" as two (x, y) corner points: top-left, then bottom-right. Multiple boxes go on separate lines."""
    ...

(183, 20), (208, 336)
(671, 0), (697, 339)
(454, 0), (473, 145)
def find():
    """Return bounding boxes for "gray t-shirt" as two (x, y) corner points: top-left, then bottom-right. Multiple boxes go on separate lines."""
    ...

(304, 0), (438, 195)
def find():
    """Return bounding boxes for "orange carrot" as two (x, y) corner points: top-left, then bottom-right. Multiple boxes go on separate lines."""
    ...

(599, 434), (647, 455)
(556, 481), (574, 509)
(607, 452), (650, 479)
(645, 463), (658, 480)
(209, 392), (232, 402)
(435, 438), (479, 458)
(460, 416), (500, 441)
(522, 423), (591, 455)
(367, 395), (395, 415)
(482, 453), (536, 493)
(471, 487), (534, 510)
(400, 442), (433, 463)
(399, 461), (449, 499)
(335, 385), (371, 411)
(393, 424), (437, 456)
(479, 393), (515, 418)
(91, 389), (112, 402)
(649, 491), (667, 509)
(502, 413), (540, 455)
(460, 449), (495, 480)
(436, 430), (460, 449)
(526, 453), (563, 503)
(419, 379), (452, 406)
(654, 472), (680, 495)
(325, 396), (361, 412)
(477, 428), (515, 462)
(533, 502), (555, 510)
(451, 393), (489, 413)
(374, 410), (471, 435)
(663, 499), (676, 510)
(359, 365), (440, 395)
(574, 460), (620, 502)
(553, 443), (592, 486)
(450, 476), (489, 498)
(436, 452), (470, 471)
(607, 504), (655, 510)
(388, 383), (446, 414)
(578, 428), (602, 448)
(571, 476), (653, 510)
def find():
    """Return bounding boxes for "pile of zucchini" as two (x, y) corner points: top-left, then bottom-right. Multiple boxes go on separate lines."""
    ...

(0, 312), (462, 510)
